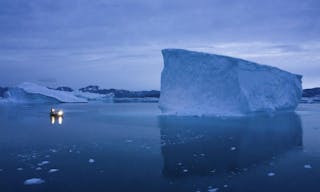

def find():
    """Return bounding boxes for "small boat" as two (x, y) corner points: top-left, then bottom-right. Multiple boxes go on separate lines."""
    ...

(50, 108), (64, 117)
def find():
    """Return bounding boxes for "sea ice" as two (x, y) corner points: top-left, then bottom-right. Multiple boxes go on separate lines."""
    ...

(24, 178), (45, 185)
(89, 159), (95, 163)
(48, 169), (59, 173)
(4, 82), (87, 103)
(38, 161), (50, 166)
(267, 172), (275, 176)
(159, 49), (302, 116)
(304, 164), (312, 169)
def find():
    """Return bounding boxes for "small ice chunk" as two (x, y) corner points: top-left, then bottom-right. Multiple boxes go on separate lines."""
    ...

(208, 188), (219, 192)
(38, 161), (50, 166)
(89, 158), (95, 163)
(230, 147), (236, 151)
(48, 169), (59, 173)
(223, 185), (228, 188)
(24, 178), (45, 185)
(17, 168), (24, 171)
(177, 162), (183, 166)
(35, 167), (42, 171)
(267, 172), (275, 176)
(50, 149), (57, 153)
(304, 164), (312, 169)
(183, 169), (188, 173)
(126, 139), (133, 143)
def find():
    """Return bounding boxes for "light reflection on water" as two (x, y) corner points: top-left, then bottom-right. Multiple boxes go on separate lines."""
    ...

(50, 116), (63, 125)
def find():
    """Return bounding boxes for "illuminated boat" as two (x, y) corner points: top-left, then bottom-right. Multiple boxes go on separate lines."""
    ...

(50, 108), (64, 117)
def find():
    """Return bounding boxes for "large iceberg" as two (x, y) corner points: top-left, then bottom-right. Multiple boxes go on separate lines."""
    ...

(159, 49), (302, 116)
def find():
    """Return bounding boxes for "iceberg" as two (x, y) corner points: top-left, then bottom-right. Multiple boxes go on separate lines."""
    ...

(5, 82), (87, 103)
(159, 49), (302, 116)
(73, 90), (114, 101)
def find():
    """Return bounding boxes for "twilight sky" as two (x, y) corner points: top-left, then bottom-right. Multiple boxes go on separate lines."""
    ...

(0, 0), (319, 90)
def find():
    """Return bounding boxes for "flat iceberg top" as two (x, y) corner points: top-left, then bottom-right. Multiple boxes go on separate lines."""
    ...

(18, 82), (87, 103)
(160, 49), (302, 116)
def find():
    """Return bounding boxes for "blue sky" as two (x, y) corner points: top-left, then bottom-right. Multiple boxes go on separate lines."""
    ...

(0, 0), (319, 90)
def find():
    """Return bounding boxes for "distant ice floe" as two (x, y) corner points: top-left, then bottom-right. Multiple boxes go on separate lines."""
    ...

(89, 159), (95, 163)
(24, 178), (45, 185)
(1, 82), (114, 104)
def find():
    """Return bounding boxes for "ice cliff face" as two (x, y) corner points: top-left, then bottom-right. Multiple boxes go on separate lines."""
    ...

(159, 49), (302, 116)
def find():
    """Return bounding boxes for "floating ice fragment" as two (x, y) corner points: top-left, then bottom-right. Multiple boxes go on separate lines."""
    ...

(17, 168), (23, 171)
(38, 161), (50, 166)
(208, 188), (219, 192)
(183, 169), (188, 173)
(24, 178), (45, 185)
(89, 159), (95, 163)
(223, 185), (228, 188)
(230, 147), (236, 151)
(48, 169), (59, 173)
(267, 172), (275, 176)
(35, 167), (42, 171)
(304, 164), (312, 169)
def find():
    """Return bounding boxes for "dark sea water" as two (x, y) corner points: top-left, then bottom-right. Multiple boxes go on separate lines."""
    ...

(0, 103), (320, 192)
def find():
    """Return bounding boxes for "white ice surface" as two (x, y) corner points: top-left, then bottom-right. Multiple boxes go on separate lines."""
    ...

(17, 82), (87, 103)
(159, 49), (302, 116)
(73, 90), (113, 101)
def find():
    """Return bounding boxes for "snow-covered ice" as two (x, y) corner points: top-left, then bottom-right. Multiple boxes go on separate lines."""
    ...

(73, 90), (113, 101)
(89, 158), (95, 163)
(159, 49), (302, 116)
(4, 82), (87, 103)
(24, 178), (45, 185)
(1, 82), (114, 103)
(18, 82), (87, 103)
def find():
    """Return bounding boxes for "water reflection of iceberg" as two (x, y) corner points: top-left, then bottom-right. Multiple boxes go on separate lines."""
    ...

(159, 113), (302, 178)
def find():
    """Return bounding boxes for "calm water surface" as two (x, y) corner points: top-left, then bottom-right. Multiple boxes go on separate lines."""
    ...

(0, 103), (320, 192)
